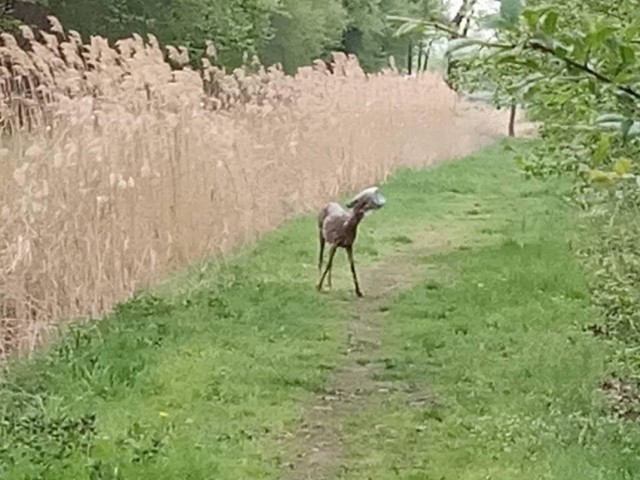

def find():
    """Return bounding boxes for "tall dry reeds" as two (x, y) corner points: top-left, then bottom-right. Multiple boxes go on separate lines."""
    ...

(0, 17), (509, 358)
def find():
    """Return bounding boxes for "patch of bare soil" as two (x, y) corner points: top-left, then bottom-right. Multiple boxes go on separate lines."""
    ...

(279, 228), (465, 479)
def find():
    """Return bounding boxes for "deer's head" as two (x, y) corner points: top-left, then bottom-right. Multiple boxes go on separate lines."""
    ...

(346, 186), (386, 214)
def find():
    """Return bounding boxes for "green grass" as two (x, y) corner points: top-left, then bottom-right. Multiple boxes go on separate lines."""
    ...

(2, 139), (639, 479)
(339, 146), (640, 479)
(340, 241), (637, 479)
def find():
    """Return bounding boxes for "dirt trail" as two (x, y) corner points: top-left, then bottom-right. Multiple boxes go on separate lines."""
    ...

(280, 226), (468, 479)
(278, 116), (539, 479)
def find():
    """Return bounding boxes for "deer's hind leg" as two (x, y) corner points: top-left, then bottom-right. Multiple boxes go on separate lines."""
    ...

(318, 230), (325, 276)
(318, 230), (332, 289)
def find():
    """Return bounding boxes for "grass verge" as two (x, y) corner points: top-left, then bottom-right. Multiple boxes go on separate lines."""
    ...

(339, 143), (640, 479)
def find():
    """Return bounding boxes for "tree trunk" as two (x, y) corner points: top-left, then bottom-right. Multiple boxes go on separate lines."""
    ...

(446, 58), (455, 83)
(423, 39), (433, 71)
(407, 39), (413, 75)
(446, 0), (477, 91)
(508, 101), (517, 137)
(452, 0), (478, 33)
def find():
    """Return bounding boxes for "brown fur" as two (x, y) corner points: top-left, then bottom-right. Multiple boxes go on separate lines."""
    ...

(317, 190), (382, 297)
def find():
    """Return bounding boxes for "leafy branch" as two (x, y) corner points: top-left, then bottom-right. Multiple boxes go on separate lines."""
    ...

(390, 14), (640, 101)
(387, 16), (463, 39)
(500, 38), (640, 100)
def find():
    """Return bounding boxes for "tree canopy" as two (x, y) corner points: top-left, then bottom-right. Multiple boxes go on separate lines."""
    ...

(3, 0), (444, 73)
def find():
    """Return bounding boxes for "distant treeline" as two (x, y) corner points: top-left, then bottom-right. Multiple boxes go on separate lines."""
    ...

(0, 0), (444, 73)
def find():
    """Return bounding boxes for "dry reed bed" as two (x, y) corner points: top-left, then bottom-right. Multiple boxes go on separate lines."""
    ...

(0, 18), (508, 358)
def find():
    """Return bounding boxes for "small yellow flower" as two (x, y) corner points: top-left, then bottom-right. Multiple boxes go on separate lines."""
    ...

(159, 411), (169, 418)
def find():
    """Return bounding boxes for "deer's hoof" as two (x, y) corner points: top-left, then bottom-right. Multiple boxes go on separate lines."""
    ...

(355, 290), (364, 298)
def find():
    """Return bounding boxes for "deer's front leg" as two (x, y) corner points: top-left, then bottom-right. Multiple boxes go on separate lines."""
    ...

(346, 246), (363, 297)
(317, 244), (337, 292)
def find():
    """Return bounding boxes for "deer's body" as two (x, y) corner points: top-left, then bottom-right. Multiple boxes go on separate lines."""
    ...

(317, 187), (385, 297)
(318, 202), (363, 247)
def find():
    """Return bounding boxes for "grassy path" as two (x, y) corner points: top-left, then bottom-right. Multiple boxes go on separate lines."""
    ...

(3, 140), (640, 479)
(281, 220), (469, 478)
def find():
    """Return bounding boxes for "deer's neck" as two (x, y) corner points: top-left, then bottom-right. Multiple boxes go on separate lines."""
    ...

(346, 209), (365, 231)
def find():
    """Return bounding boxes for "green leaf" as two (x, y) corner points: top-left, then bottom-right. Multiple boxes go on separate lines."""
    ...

(621, 118), (634, 141)
(619, 45), (637, 67)
(595, 113), (627, 124)
(623, 24), (640, 41)
(393, 21), (423, 38)
(592, 134), (611, 166)
(538, 10), (559, 35)
(614, 158), (633, 176)
(584, 24), (619, 49)
(582, 33), (598, 50)
(522, 8), (541, 31)
(514, 156), (532, 170)
(614, 72), (639, 84)
(598, 26), (619, 43)
(446, 38), (486, 56)
(628, 123), (640, 138)
(614, 88), (640, 106)
(510, 73), (545, 94)
(570, 39), (587, 63)
(387, 15), (421, 23)
(593, 115), (640, 142)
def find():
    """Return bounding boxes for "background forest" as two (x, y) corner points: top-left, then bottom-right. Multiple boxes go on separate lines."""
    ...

(0, 0), (446, 72)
